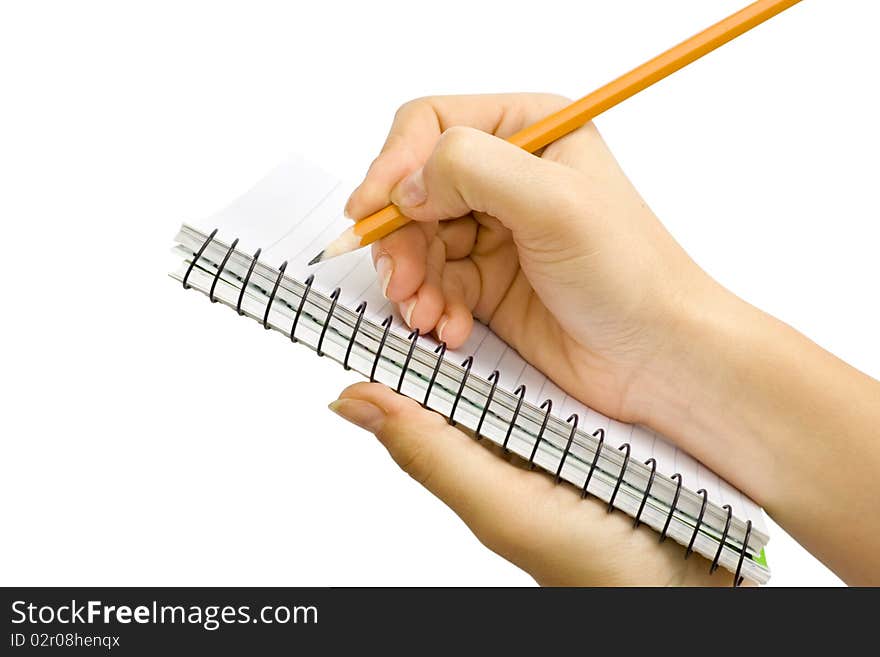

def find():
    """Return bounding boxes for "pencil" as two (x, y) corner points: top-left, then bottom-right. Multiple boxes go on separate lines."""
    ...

(309, 0), (802, 266)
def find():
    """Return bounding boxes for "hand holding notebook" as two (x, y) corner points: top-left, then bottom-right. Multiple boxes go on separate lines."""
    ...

(171, 137), (772, 584)
(338, 92), (773, 585)
(332, 381), (737, 586)
(332, 93), (880, 587)
(172, 85), (880, 584)
(173, 2), (800, 585)
(169, 0), (880, 587)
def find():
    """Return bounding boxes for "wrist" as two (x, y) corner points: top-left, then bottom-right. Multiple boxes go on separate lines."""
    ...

(622, 278), (778, 499)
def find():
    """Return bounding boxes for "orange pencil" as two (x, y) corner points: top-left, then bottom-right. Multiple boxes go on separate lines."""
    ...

(310, 0), (802, 265)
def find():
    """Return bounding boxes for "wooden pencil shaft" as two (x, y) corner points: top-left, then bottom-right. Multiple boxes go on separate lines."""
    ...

(335, 0), (802, 257)
(508, 0), (802, 152)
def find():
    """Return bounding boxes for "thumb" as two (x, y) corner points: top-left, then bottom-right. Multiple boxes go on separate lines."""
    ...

(328, 382), (552, 559)
(327, 382), (717, 586)
(389, 126), (583, 243)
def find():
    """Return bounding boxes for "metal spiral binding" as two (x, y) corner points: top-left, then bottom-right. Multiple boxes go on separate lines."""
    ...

(290, 274), (314, 344)
(685, 488), (709, 558)
(182, 228), (217, 290)
(659, 473), (683, 542)
(710, 504), (733, 574)
(607, 443), (631, 512)
(555, 414), (579, 483)
(734, 520), (752, 587)
(181, 229), (757, 586)
(343, 301), (367, 371)
(316, 287), (340, 357)
(474, 370), (499, 441)
(634, 457), (657, 528)
(397, 329), (420, 393)
(263, 261), (288, 329)
(502, 384), (526, 453)
(210, 237), (239, 302)
(528, 399), (553, 468)
(449, 356), (473, 427)
(369, 315), (393, 383)
(581, 428), (605, 499)
(236, 248), (262, 315)
(423, 342), (447, 407)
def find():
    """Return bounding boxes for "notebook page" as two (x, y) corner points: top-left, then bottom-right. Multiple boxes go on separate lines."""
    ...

(185, 154), (768, 539)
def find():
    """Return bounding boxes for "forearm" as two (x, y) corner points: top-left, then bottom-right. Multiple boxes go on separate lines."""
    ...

(631, 281), (880, 585)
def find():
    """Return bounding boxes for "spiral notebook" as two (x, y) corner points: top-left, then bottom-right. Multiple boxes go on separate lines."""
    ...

(170, 155), (771, 585)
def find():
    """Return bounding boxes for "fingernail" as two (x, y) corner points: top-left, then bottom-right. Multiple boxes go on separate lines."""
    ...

(376, 255), (393, 298)
(328, 398), (385, 433)
(344, 188), (357, 219)
(402, 296), (417, 328)
(436, 315), (450, 343)
(393, 168), (427, 208)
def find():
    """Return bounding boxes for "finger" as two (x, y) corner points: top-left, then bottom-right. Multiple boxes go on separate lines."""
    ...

(328, 382), (561, 559)
(346, 94), (571, 220)
(346, 145), (421, 219)
(540, 121), (631, 184)
(373, 218), (477, 324)
(329, 383), (724, 586)
(390, 126), (585, 247)
(370, 222), (431, 303)
(384, 94), (572, 145)
(436, 259), (477, 348)
(436, 215), (478, 261)
(397, 237), (446, 333)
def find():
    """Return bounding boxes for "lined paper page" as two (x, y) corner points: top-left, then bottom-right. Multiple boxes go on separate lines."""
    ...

(187, 154), (767, 536)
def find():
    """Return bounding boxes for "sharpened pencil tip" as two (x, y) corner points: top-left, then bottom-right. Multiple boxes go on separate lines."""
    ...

(307, 251), (324, 266)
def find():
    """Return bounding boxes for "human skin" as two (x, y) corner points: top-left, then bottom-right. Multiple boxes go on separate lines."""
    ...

(330, 94), (880, 586)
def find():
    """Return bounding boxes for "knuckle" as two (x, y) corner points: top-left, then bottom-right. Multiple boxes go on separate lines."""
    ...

(366, 153), (382, 171)
(394, 96), (433, 122)
(475, 479), (557, 560)
(399, 443), (435, 489)
(435, 126), (477, 169)
(476, 519), (525, 558)
(395, 443), (435, 488)
(559, 170), (589, 211)
(539, 92), (572, 107)
(377, 411), (445, 488)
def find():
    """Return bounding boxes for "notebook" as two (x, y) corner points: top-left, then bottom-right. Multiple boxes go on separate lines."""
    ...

(170, 155), (771, 585)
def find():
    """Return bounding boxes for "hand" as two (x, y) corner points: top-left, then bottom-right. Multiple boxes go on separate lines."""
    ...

(330, 382), (734, 586)
(347, 94), (880, 586)
(346, 93), (719, 422)
(341, 94), (739, 586)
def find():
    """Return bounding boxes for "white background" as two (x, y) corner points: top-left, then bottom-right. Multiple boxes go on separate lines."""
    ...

(1, 1), (876, 587)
